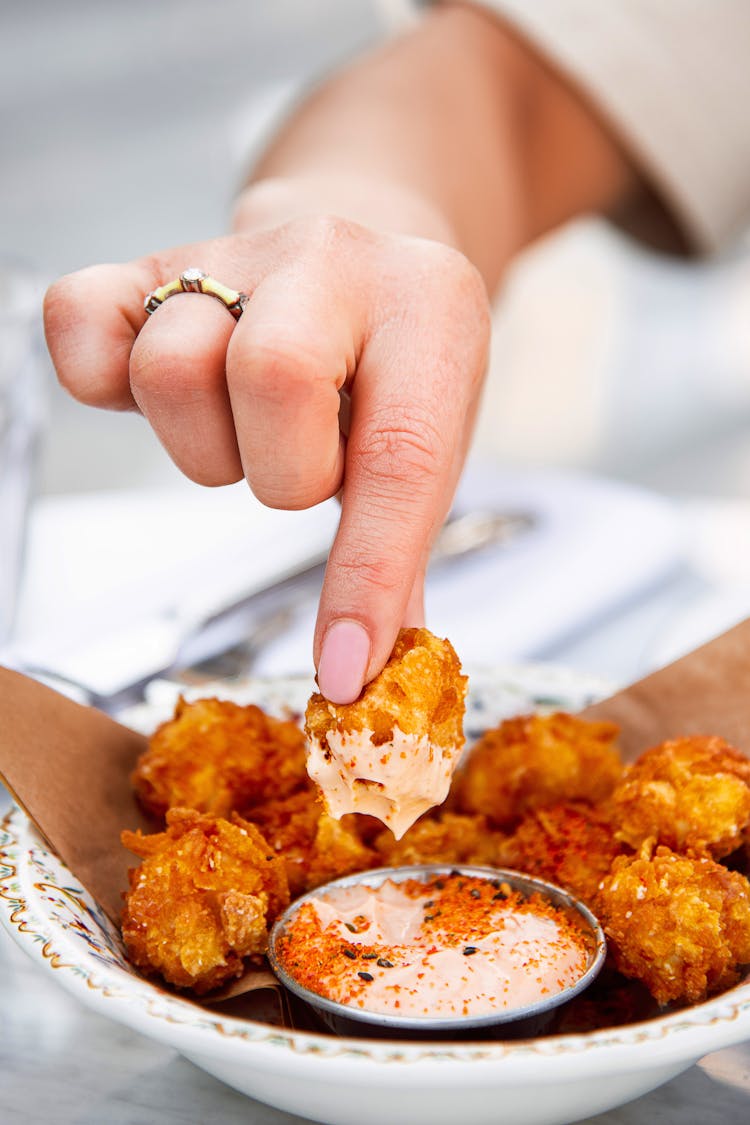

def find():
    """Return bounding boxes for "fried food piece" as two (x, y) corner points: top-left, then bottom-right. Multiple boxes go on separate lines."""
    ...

(304, 813), (379, 891)
(598, 844), (750, 1005)
(453, 712), (622, 828)
(374, 811), (505, 868)
(121, 808), (289, 994)
(499, 802), (625, 909)
(132, 696), (308, 820)
(610, 736), (750, 859)
(246, 787), (378, 896)
(305, 627), (467, 839)
(245, 787), (323, 897)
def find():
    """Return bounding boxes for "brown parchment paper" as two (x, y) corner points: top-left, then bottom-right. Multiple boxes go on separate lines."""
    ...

(581, 617), (750, 762)
(0, 666), (280, 1000)
(0, 666), (149, 922)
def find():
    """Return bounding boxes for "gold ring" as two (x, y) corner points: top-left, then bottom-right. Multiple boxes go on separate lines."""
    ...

(143, 267), (249, 320)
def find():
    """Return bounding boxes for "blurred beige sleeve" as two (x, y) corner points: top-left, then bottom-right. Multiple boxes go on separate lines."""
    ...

(402, 0), (750, 254)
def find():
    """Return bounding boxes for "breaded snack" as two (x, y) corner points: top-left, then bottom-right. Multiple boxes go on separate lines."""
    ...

(121, 808), (289, 994)
(305, 627), (467, 839)
(453, 712), (622, 828)
(374, 811), (505, 868)
(499, 802), (625, 909)
(304, 813), (379, 891)
(132, 696), (308, 820)
(598, 844), (750, 1005)
(245, 787), (323, 897)
(245, 787), (378, 896)
(610, 735), (750, 859)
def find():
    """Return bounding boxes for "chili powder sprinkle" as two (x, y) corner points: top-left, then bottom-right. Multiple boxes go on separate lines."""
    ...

(275, 873), (591, 1019)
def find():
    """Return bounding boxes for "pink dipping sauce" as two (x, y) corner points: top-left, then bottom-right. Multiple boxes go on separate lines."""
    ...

(277, 874), (591, 1019)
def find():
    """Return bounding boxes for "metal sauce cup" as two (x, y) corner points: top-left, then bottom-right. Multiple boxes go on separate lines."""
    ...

(268, 865), (606, 1040)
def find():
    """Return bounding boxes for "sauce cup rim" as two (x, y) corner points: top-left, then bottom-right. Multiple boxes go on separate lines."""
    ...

(267, 863), (607, 1033)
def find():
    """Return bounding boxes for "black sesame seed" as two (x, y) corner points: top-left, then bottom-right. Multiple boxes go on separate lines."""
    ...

(377, 958), (394, 968)
(424, 914), (435, 921)
(343, 948), (357, 960)
(435, 880), (445, 890)
(423, 900), (434, 909)
(358, 971), (374, 982)
(450, 869), (462, 878)
(344, 922), (358, 933)
(463, 946), (478, 956)
(362, 952), (378, 960)
(492, 890), (507, 901)
(469, 888), (481, 899)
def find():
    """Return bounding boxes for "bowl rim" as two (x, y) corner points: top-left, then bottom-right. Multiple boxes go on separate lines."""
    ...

(267, 863), (607, 1032)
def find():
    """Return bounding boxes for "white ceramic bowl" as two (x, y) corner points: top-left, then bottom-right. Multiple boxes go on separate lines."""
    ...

(2, 666), (750, 1125)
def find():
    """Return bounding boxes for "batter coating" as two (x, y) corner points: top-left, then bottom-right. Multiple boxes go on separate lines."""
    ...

(598, 843), (750, 1005)
(305, 628), (467, 838)
(132, 696), (308, 820)
(454, 712), (622, 828)
(121, 808), (289, 994)
(609, 735), (750, 859)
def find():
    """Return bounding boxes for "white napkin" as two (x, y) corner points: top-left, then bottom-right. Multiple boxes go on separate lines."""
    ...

(253, 464), (684, 675)
(5, 465), (683, 690)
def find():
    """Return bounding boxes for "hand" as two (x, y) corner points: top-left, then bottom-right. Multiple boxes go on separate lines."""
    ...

(44, 212), (490, 703)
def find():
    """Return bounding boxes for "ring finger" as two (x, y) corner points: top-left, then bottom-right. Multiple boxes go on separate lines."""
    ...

(129, 290), (243, 486)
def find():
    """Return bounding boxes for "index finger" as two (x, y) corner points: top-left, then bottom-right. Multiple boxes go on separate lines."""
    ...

(315, 284), (488, 703)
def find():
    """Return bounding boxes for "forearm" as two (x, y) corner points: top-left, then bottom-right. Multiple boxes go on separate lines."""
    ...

(234, 3), (641, 293)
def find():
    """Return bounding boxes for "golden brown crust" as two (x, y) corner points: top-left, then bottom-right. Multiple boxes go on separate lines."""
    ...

(120, 808), (289, 994)
(498, 801), (625, 909)
(452, 712), (622, 828)
(610, 735), (750, 858)
(374, 811), (506, 868)
(305, 627), (467, 750)
(598, 844), (750, 1005)
(131, 696), (308, 820)
(244, 789), (378, 896)
(303, 814), (379, 891)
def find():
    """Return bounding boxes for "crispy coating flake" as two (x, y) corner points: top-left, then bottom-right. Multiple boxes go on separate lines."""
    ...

(132, 696), (308, 820)
(306, 627), (466, 747)
(121, 808), (289, 994)
(245, 787), (378, 895)
(499, 802), (625, 909)
(374, 811), (506, 868)
(453, 712), (622, 828)
(598, 844), (750, 1005)
(610, 735), (750, 859)
(303, 813), (379, 891)
(305, 628), (468, 836)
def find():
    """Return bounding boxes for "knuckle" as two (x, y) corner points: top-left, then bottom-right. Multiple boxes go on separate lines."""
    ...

(130, 339), (208, 406)
(42, 277), (74, 340)
(282, 213), (368, 260)
(353, 413), (445, 489)
(237, 333), (330, 404)
(425, 245), (491, 332)
(247, 475), (333, 512)
(183, 462), (243, 489)
(331, 548), (408, 598)
(301, 212), (350, 246)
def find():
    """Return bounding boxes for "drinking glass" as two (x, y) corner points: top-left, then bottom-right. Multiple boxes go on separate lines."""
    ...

(0, 259), (47, 645)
